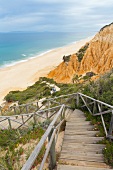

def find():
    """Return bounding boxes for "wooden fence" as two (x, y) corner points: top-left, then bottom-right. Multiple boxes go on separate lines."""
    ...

(21, 92), (113, 170)
(0, 93), (75, 129)
(77, 93), (113, 139)
(0, 105), (62, 130)
(22, 105), (66, 170)
(0, 92), (113, 169)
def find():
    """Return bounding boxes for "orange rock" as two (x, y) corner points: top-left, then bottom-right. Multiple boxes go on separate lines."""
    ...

(48, 54), (79, 83)
(48, 23), (113, 83)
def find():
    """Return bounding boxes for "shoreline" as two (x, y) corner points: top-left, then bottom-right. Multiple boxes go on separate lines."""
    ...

(0, 36), (93, 104)
(0, 35), (94, 70)
(0, 49), (53, 70)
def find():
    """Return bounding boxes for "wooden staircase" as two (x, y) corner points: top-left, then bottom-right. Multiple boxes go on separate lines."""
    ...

(57, 109), (111, 170)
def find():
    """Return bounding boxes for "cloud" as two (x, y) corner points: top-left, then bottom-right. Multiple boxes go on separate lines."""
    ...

(0, 0), (113, 32)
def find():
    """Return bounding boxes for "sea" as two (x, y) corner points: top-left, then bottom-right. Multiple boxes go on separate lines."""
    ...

(0, 32), (94, 68)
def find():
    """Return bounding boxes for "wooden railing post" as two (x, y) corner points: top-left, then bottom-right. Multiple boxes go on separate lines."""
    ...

(33, 114), (36, 125)
(8, 118), (12, 130)
(60, 98), (62, 104)
(0, 106), (3, 115)
(48, 101), (50, 110)
(61, 106), (65, 120)
(98, 103), (107, 137)
(62, 107), (65, 120)
(36, 102), (39, 110)
(19, 106), (22, 114)
(22, 115), (24, 124)
(108, 110), (113, 138)
(47, 101), (50, 119)
(93, 101), (96, 115)
(26, 105), (29, 114)
(48, 128), (56, 170)
(14, 107), (17, 115)
(76, 93), (79, 107)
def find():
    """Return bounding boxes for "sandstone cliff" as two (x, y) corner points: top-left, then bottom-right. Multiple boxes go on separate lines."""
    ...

(48, 54), (79, 83)
(48, 23), (113, 83)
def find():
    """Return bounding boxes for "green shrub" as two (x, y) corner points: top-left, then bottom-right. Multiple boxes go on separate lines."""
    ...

(4, 78), (52, 104)
(0, 127), (45, 169)
(103, 142), (113, 167)
(76, 43), (89, 62)
(63, 55), (71, 62)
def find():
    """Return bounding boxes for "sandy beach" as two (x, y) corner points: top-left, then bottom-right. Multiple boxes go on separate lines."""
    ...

(0, 37), (93, 104)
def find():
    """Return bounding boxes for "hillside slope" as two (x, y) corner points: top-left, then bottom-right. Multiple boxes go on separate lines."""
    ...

(48, 23), (113, 83)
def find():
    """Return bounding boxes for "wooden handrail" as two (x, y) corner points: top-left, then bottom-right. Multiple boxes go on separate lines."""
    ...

(1, 92), (113, 136)
(22, 105), (65, 170)
(0, 92), (113, 169)
(0, 105), (62, 129)
(77, 93), (113, 139)
(78, 93), (113, 109)
(0, 105), (62, 118)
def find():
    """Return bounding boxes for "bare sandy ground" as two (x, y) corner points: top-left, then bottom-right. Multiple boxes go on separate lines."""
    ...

(0, 37), (93, 104)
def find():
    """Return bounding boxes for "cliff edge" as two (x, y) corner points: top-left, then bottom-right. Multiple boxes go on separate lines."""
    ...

(48, 23), (113, 83)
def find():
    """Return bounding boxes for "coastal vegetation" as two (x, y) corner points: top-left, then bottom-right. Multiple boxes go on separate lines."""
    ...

(5, 77), (52, 104)
(3, 70), (113, 168)
(1, 22), (113, 169)
(84, 110), (113, 167)
(3, 23), (113, 168)
(0, 126), (45, 169)
(76, 42), (89, 62)
(82, 69), (113, 105)
(63, 55), (71, 62)
(5, 69), (113, 106)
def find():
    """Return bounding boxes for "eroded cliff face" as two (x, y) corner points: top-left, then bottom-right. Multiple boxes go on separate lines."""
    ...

(48, 23), (113, 83)
(48, 54), (79, 83)
(79, 23), (113, 75)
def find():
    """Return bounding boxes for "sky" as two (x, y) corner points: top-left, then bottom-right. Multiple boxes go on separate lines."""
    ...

(0, 0), (113, 33)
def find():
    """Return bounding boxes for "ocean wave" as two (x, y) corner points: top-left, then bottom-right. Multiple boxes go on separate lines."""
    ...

(0, 36), (93, 69)
(21, 54), (27, 57)
(0, 49), (54, 69)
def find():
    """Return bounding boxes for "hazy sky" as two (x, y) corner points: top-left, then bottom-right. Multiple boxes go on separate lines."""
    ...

(0, 0), (113, 32)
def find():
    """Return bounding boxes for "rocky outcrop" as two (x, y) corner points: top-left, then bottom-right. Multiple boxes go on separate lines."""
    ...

(48, 23), (113, 83)
(48, 54), (79, 83)
(79, 23), (113, 75)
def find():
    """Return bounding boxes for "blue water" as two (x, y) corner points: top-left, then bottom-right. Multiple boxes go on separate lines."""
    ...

(0, 32), (93, 68)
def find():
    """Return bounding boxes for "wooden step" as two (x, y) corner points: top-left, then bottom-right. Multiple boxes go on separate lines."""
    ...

(73, 109), (85, 114)
(66, 124), (94, 127)
(66, 117), (86, 121)
(63, 136), (103, 144)
(58, 109), (110, 169)
(60, 154), (104, 163)
(60, 151), (104, 158)
(66, 126), (94, 130)
(69, 115), (86, 118)
(61, 149), (103, 154)
(70, 113), (85, 116)
(61, 146), (104, 154)
(62, 143), (105, 149)
(71, 115), (85, 118)
(59, 159), (109, 168)
(65, 130), (99, 136)
(66, 122), (91, 125)
(66, 123), (95, 127)
(57, 165), (110, 170)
